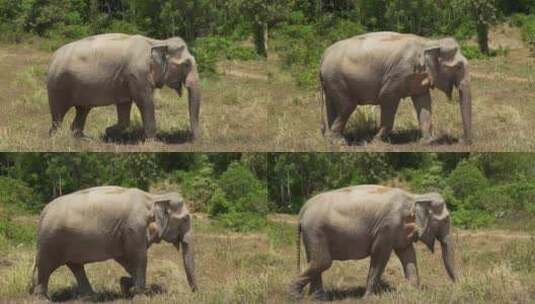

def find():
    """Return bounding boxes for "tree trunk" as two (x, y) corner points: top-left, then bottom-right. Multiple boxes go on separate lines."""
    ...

(254, 22), (268, 58)
(476, 23), (490, 55)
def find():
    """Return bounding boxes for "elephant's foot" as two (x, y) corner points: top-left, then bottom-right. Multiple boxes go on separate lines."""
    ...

(73, 132), (92, 141)
(324, 132), (347, 145)
(310, 288), (328, 301)
(419, 134), (434, 145)
(78, 285), (95, 298)
(119, 276), (134, 295)
(105, 124), (128, 136)
(288, 282), (305, 300)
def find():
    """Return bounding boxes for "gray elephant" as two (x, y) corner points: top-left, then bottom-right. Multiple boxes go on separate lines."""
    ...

(28, 186), (197, 299)
(320, 32), (472, 144)
(47, 33), (201, 140)
(289, 185), (456, 300)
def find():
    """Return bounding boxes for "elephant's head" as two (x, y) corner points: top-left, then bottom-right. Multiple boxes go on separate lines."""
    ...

(423, 38), (472, 144)
(150, 193), (197, 291)
(150, 37), (201, 140)
(414, 192), (456, 282)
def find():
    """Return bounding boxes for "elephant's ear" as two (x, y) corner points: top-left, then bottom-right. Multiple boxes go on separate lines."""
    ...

(152, 200), (171, 239)
(150, 44), (169, 88)
(415, 194), (449, 221)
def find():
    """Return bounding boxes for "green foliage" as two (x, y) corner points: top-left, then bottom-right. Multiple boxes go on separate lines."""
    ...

(452, 207), (496, 228)
(0, 176), (39, 212)
(206, 162), (269, 231)
(512, 14), (535, 55)
(461, 44), (487, 60)
(448, 159), (489, 200)
(274, 17), (365, 87)
(192, 36), (258, 76)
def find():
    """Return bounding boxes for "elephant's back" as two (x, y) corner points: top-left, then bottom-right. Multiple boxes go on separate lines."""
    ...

(39, 187), (138, 234)
(47, 33), (147, 85)
(300, 185), (407, 221)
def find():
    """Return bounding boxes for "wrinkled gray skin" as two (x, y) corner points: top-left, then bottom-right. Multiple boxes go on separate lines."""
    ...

(47, 33), (201, 140)
(289, 185), (456, 300)
(320, 32), (472, 145)
(28, 186), (197, 299)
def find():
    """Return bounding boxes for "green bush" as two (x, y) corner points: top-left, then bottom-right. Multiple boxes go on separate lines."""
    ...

(0, 215), (35, 245)
(448, 160), (489, 200)
(207, 187), (230, 216)
(461, 44), (486, 60)
(218, 211), (266, 232)
(105, 20), (141, 35)
(452, 208), (495, 228)
(0, 176), (39, 212)
(172, 161), (218, 212)
(192, 36), (257, 76)
(212, 162), (269, 231)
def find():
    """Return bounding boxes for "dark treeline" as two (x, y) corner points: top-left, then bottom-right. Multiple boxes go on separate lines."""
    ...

(268, 153), (535, 229)
(1, 1), (534, 82)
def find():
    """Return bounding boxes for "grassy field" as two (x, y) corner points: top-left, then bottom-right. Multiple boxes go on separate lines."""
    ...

(1, 213), (534, 303)
(1, 27), (534, 152)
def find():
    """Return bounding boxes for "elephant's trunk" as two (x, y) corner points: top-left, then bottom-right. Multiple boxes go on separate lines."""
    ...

(175, 240), (197, 291)
(439, 235), (456, 282)
(458, 73), (472, 144)
(186, 68), (201, 140)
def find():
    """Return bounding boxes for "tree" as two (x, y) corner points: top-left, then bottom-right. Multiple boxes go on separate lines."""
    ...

(468, 0), (497, 55)
(230, 0), (292, 57)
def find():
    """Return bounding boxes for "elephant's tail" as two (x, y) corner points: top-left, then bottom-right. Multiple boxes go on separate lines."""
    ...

(296, 221), (302, 273)
(28, 255), (37, 294)
(319, 72), (327, 135)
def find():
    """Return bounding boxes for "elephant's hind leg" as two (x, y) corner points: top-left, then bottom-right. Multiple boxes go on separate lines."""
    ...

(374, 98), (401, 141)
(289, 233), (332, 300)
(33, 260), (61, 299)
(323, 87), (355, 145)
(66, 262), (94, 296)
(106, 102), (133, 136)
(70, 106), (91, 138)
(49, 104), (70, 137)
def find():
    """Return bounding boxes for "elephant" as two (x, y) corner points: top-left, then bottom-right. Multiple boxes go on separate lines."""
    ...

(320, 32), (472, 145)
(28, 186), (197, 299)
(46, 33), (201, 141)
(289, 185), (456, 300)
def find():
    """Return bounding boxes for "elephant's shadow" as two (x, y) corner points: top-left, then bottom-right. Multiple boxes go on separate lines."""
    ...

(321, 281), (394, 301)
(49, 284), (165, 302)
(101, 127), (192, 145)
(346, 128), (459, 146)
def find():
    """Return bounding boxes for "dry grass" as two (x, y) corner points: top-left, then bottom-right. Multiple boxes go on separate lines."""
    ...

(0, 214), (533, 303)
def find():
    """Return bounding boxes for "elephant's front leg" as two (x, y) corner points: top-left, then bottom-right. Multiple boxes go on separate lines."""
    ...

(105, 102), (132, 135)
(134, 90), (157, 140)
(132, 253), (148, 294)
(374, 98), (401, 142)
(364, 242), (392, 298)
(411, 92), (433, 143)
(394, 245), (419, 286)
